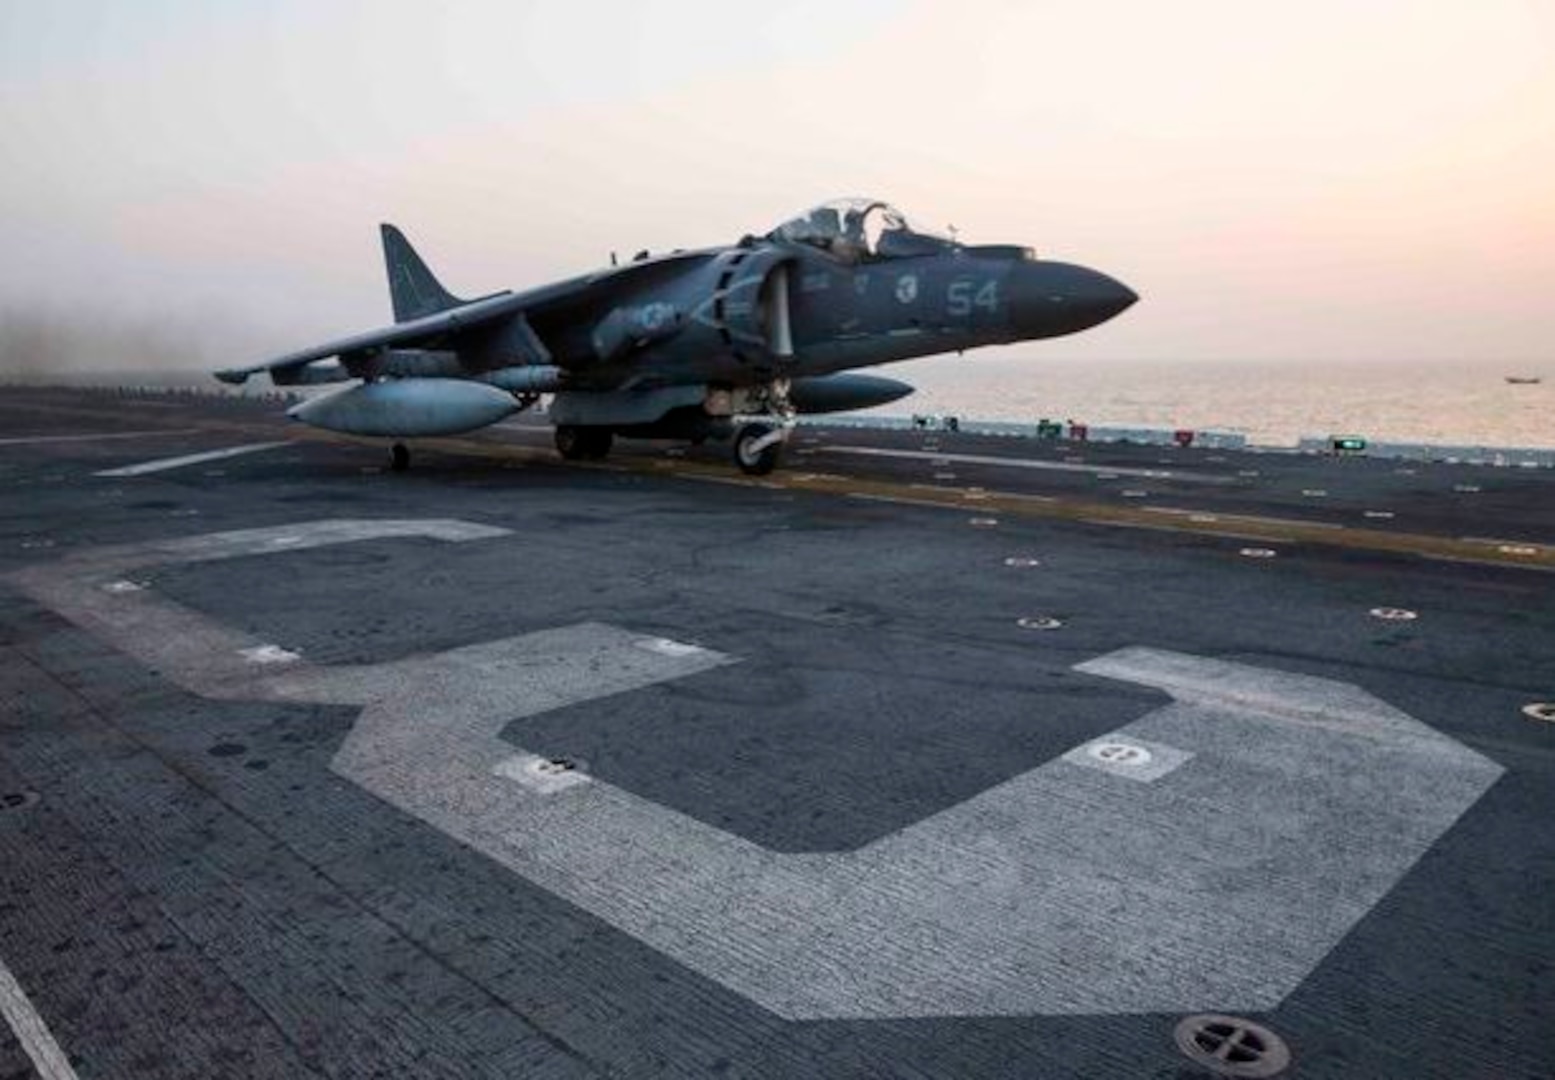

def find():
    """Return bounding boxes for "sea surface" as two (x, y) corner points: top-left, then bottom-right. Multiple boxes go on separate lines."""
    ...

(9, 358), (1552, 450)
(881, 356), (1554, 449)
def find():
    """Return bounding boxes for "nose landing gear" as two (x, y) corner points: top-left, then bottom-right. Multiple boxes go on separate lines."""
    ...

(722, 379), (795, 476)
(733, 423), (785, 475)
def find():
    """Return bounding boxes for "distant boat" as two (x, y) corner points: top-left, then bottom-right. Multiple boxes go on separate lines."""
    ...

(1504, 376), (1542, 385)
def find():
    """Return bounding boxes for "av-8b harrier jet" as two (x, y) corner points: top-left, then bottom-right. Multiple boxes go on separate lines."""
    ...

(217, 198), (1137, 474)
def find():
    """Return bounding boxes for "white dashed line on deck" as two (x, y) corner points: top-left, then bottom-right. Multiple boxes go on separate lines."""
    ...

(0, 428), (203, 447)
(820, 445), (1231, 483)
(0, 953), (80, 1080)
(95, 442), (289, 477)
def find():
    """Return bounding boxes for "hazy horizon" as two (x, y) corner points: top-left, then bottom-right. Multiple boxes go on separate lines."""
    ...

(2, 1), (1553, 378)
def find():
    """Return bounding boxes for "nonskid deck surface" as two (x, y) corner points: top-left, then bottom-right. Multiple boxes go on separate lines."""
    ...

(0, 387), (1551, 1078)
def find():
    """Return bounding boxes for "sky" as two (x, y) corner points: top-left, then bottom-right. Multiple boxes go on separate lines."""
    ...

(1, 0), (1552, 374)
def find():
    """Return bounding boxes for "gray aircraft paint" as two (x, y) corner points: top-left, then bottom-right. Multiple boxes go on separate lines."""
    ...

(10, 520), (1502, 1021)
(215, 200), (1136, 454)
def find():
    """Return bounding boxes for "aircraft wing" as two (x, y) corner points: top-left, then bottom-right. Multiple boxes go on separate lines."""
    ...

(215, 291), (526, 385)
(216, 250), (717, 387)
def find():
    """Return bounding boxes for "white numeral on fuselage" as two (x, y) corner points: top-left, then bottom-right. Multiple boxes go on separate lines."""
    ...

(947, 279), (999, 317)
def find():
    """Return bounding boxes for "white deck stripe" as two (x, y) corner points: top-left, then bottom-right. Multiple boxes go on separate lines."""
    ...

(0, 428), (202, 447)
(95, 442), (288, 477)
(0, 955), (80, 1080)
(821, 445), (1231, 484)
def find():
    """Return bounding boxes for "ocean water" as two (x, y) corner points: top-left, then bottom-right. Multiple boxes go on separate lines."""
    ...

(10, 358), (1552, 450)
(880, 357), (1554, 449)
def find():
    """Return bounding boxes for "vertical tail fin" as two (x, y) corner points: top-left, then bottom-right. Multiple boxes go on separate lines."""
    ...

(381, 224), (466, 323)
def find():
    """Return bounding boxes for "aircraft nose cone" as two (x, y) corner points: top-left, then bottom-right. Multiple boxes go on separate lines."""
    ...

(1007, 261), (1138, 339)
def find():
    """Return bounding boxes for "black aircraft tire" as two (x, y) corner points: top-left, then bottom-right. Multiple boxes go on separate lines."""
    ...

(390, 443), (410, 472)
(556, 425), (613, 462)
(734, 424), (782, 476)
(554, 425), (587, 461)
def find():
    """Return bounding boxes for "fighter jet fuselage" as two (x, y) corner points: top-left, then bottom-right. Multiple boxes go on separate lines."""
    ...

(217, 198), (1136, 474)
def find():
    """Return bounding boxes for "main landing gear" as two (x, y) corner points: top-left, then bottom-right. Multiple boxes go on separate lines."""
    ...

(390, 442), (410, 472)
(554, 424), (614, 461)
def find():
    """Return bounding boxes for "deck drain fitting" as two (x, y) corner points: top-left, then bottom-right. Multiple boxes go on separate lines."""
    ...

(1004, 556), (1042, 568)
(1369, 607), (1418, 621)
(1173, 1014), (1291, 1077)
(0, 791), (40, 813)
(1017, 616), (1063, 631)
(1522, 703), (1555, 724)
(1239, 548), (1278, 559)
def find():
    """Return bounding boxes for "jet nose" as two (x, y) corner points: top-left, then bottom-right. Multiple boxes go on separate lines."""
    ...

(1006, 261), (1138, 339)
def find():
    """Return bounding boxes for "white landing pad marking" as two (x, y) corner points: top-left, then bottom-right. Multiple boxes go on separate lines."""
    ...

(0, 428), (202, 447)
(494, 753), (592, 795)
(822, 445), (1231, 484)
(9, 522), (1505, 1022)
(94, 441), (289, 477)
(238, 644), (300, 665)
(0, 954), (80, 1080)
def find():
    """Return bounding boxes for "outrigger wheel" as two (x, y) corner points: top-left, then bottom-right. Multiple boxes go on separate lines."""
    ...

(390, 442), (410, 472)
(554, 424), (614, 461)
(734, 423), (784, 476)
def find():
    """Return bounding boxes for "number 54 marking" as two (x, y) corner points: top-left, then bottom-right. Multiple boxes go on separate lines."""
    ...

(947, 279), (998, 317)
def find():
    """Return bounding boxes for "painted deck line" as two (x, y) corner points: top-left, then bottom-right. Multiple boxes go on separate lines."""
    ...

(0, 954), (79, 1080)
(847, 492), (974, 512)
(321, 429), (1555, 571)
(95, 441), (289, 477)
(820, 445), (1231, 484)
(0, 428), (203, 447)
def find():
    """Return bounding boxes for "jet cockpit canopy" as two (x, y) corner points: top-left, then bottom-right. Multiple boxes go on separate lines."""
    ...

(767, 198), (952, 262)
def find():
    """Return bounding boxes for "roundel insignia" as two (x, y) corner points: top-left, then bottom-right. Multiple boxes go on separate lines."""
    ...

(895, 274), (918, 304)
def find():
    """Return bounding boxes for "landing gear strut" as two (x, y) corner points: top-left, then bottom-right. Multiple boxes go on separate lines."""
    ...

(733, 423), (784, 475)
(728, 379), (794, 476)
(390, 442), (410, 472)
(555, 425), (614, 461)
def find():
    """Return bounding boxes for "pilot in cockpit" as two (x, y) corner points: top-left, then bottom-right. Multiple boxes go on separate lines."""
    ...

(834, 209), (868, 264)
(770, 200), (929, 264)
